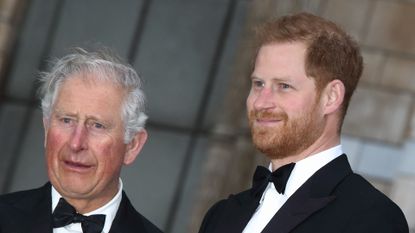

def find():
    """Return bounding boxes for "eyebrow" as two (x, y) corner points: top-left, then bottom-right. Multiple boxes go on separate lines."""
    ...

(53, 109), (76, 117)
(53, 110), (112, 124)
(86, 116), (112, 125)
(250, 75), (292, 82)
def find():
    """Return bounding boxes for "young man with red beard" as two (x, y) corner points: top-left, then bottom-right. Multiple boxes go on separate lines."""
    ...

(198, 12), (408, 233)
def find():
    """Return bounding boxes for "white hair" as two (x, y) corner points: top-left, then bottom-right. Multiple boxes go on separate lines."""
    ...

(39, 48), (147, 143)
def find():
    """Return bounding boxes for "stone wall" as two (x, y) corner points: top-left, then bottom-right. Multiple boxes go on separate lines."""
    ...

(324, 0), (415, 230)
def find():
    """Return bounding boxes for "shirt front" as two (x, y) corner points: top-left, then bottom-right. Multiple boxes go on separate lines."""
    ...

(51, 179), (123, 233)
(242, 145), (343, 233)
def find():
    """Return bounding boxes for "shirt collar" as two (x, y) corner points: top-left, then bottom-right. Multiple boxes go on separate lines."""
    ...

(51, 178), (123, 233)
(284, 145), (343, 196)
(260, 145), (343, 202)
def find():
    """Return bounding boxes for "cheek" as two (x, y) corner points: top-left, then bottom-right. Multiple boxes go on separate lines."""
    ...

(246, 94), (255, 111)
(45, 130), (66, 155)
(94, 139), (127, 167)
(283, 95), (311, 112)
(96, 146), (125, 178)
(45, 130), (67, 176)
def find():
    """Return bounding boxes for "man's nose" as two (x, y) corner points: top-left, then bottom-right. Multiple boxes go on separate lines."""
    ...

(253, 88), (276, 110)
(69, 125), (88, 152)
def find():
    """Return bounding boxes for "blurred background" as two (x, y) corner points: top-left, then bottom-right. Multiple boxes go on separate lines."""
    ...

(1, 0), (414, 232)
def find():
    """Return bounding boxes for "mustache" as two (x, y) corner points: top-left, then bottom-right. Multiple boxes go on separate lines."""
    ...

(249, 110), (288, 121)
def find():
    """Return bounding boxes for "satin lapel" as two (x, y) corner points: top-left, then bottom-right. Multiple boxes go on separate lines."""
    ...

(26, 183), (53, 233)
(109, 192), (147, 233)
(261, 183), (335, 233)
(215, 191), (261, 233)
(262, 154), (352, 233)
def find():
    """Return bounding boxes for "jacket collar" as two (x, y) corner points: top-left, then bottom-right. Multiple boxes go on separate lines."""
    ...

(214, 154), (352, 233)
(109, 192), (154, 233)
(261, 154), (352, 233)
(26, 183), (53, 233)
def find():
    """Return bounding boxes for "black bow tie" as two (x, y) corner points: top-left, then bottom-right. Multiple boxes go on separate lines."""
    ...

(251, 163), (295, 196)
(52, 198), (106, 233)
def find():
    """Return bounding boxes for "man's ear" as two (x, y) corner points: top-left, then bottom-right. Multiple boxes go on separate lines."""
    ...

(123, 129), (148, 165)
(321, 79), (345, 115)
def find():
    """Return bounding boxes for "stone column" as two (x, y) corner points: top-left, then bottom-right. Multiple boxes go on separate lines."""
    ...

(0, 0), (28, 190)
(0, 0), (27, 87)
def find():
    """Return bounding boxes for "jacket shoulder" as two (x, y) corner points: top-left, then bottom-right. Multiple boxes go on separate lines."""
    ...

(0, 183), (49, 208)
(334, 174), (409, 232)
(198, 189), (253, 233)
(339, 173), (402, 208)
(0, 183), (51, 233)
(204, 189), (253, 215)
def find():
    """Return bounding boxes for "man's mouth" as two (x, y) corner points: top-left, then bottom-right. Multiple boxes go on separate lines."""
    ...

(254, 118), (283, 127)
(63, 160), (93, 171)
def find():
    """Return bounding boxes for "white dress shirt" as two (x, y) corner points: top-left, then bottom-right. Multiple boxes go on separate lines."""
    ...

(242, 145), (343, 233)
(51, 179), (123, 233)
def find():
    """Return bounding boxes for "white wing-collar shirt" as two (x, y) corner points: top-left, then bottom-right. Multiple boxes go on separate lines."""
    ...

(242, 145), (343, 233)
(51, 178), (123, 233)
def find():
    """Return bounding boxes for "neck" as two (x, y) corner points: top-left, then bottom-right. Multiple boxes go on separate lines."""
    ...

(56, 182), (119, 214)
(66, 193), (116, 214)
(270, 131), (340, 171)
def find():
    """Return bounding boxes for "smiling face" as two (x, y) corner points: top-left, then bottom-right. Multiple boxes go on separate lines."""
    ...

(44, 73), (146, 212)
(247, 42), (325, 159)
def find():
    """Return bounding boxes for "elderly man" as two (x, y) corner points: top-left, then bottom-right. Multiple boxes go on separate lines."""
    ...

(199, 12), (408, 233)
(0, 49), (162, 233)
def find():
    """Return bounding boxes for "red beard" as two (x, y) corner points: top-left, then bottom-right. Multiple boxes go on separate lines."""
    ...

(248, 106), (324, 159)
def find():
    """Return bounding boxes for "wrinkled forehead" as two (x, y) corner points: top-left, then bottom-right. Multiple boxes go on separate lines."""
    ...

(54, 72), (127, 108)
(53, 74), (126, 113)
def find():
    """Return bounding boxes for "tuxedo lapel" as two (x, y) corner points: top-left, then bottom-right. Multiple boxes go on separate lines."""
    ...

(109, 192), (151, 233)
(261, 184), (335, 233)
(20, 183), (53, 233)
(219, 192), (262, 232)
(27, 194), (53, 233)
(262, 154), (352, 233)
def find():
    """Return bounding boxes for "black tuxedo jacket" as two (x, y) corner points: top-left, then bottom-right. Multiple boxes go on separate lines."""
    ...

(0, 183), (162, 233)
(199, 154), (409, 233)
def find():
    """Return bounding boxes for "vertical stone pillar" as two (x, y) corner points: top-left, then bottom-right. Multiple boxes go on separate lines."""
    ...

(0, 0), (27, 190)
(0, 0), (27, 85)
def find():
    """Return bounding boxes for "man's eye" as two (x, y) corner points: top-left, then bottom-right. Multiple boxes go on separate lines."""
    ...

(252, 80), (264, 88)
(280, 83), (291, 89)
(94, 122), (105, 129)
(61, 118), (72, 124)
(88, 121), (107, 131)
